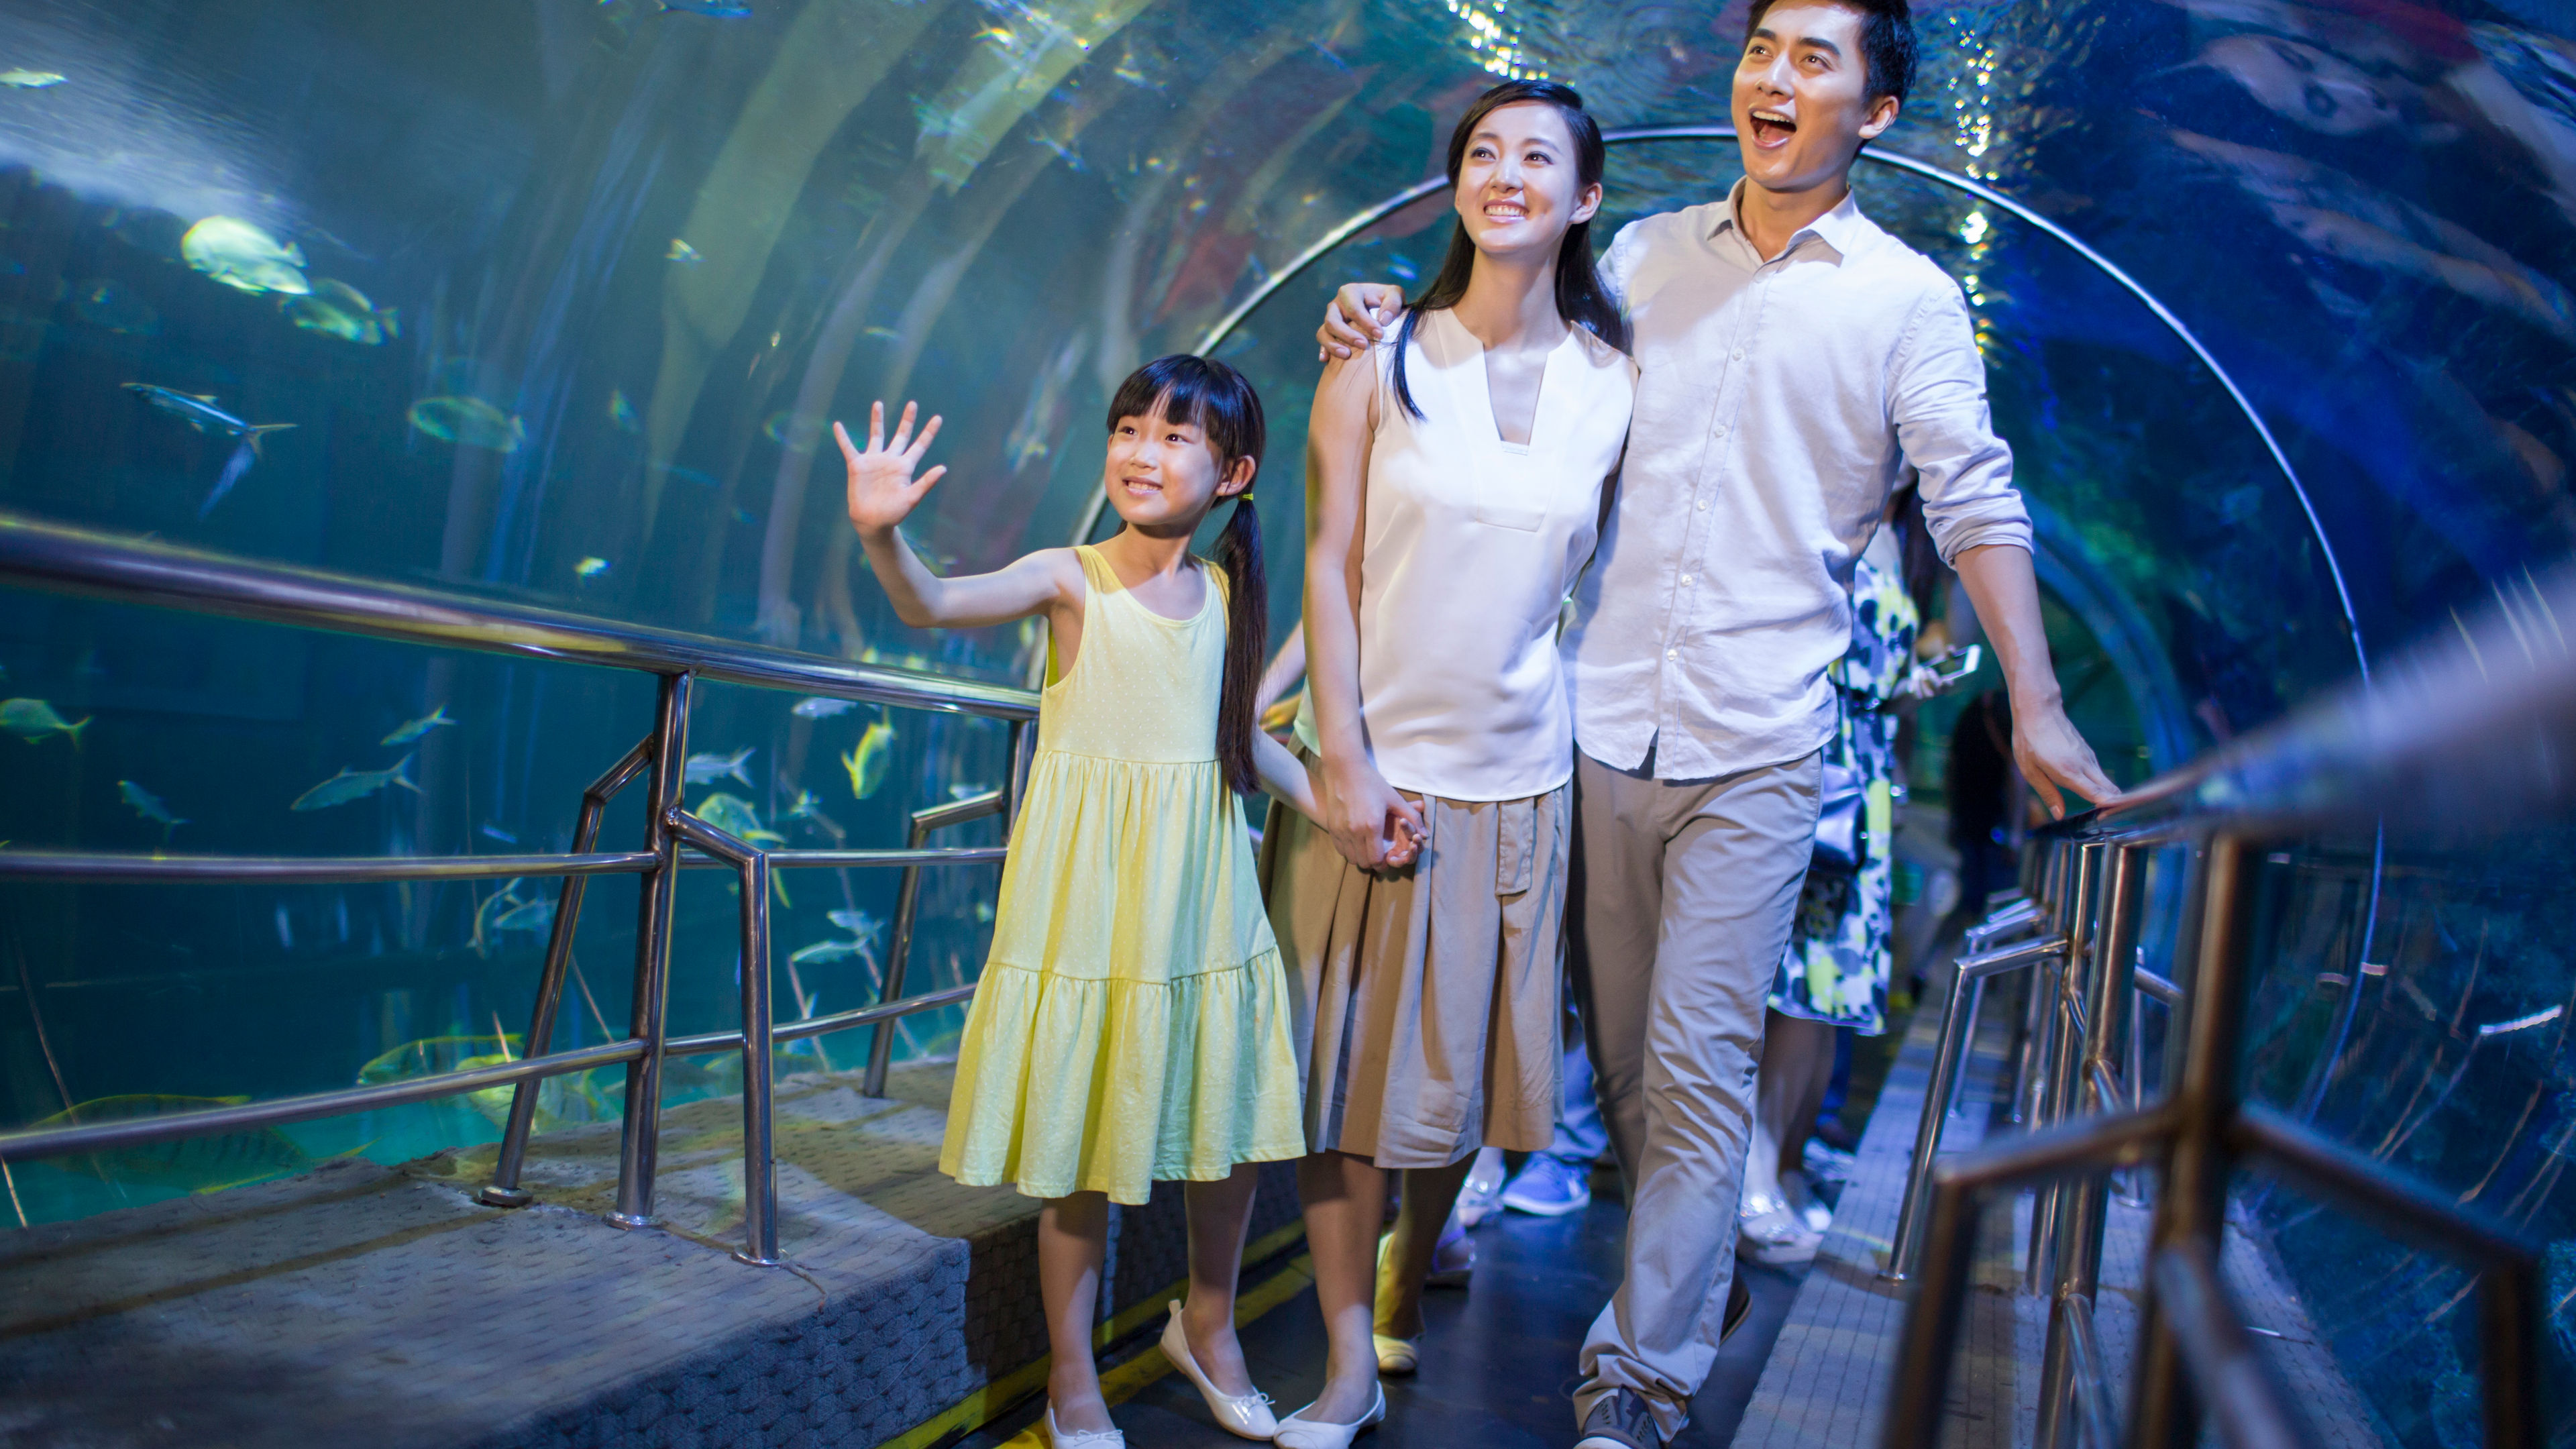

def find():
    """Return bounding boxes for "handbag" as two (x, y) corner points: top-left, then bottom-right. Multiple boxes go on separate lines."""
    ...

(1811, 753), (1868, 876)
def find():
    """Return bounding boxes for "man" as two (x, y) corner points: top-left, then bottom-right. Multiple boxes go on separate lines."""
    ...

(1318, 2), (2122, 1444)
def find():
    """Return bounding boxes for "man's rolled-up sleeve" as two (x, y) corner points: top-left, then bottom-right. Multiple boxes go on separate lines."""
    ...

(1891, 280), (2032, 564)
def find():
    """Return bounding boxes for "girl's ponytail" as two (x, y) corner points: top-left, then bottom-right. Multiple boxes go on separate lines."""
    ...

(1214, 490), (1267, 797)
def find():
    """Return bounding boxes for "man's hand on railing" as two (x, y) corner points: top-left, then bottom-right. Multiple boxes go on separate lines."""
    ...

(2014, 700), (2125, 822)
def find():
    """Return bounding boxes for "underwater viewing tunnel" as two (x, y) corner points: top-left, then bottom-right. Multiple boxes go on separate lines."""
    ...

(3, 0), (2576, 1446)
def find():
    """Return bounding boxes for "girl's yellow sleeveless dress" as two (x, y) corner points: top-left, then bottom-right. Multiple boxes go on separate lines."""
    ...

(939, 545), (1305, 1205)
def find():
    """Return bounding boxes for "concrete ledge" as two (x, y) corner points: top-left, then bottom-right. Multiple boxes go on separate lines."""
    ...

(0, 1064), (1301, 1448)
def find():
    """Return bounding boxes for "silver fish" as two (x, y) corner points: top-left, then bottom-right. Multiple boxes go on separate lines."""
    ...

(180, 216), (307, 296)
(841, 721), (894, 799)
(290, 754), (421, 811)
(0, 70), (66, 89)
(690, 792), (784, 845)
(408, 396), (524, 453)
(118, 780), (184, 832)
(472, 881), (525, 957)
(575, 556), (610, 579)
(791, 696), (856, 719)
(381, 705), (455, 745)
(783, 789), (822, 820)
(666, 238), (702, 263)
(494, 898), (555, 934)
(0, 698), (88, 744)
(659, 0), (751, 14)
(788, 939), (869, 965)
(282, 278), (396, 345)
(122, 384), (294, 517)
(684, 747), (755, 787)
(826, 909), (885, 947)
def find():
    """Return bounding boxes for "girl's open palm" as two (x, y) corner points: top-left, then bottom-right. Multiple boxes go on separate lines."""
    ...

(839, 401), (947, 534)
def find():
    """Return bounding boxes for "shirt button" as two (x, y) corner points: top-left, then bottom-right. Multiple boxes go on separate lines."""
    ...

(1713, 424), (1729, 438)
(1680, 574), (1692, 585)
(1731, 349), (1746, 361)
(1667, 649), (1678, 660)
(1697, 500), (1709, 511)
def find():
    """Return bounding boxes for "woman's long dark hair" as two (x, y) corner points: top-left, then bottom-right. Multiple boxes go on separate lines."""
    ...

(1105, 356), (1268, 796)
(1393, 78), (1626, 421)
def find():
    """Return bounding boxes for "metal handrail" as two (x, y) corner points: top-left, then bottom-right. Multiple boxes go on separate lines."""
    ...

(0, 516), (1038, 1262)
(0, 511), (1036, 720)
(1884, 561), (2576, 1449)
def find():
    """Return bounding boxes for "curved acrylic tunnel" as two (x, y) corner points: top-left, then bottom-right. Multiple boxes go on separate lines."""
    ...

(0, 1), (2573, 1443)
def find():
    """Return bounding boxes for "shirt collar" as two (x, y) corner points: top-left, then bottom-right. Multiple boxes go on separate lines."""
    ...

(1710, 177), (1868, 263)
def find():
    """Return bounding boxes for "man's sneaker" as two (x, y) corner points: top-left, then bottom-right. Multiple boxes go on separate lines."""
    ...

(1455, 1146), (1507, 1228)
(1738, 1195), (1823, 1266)
(1803, 1138), (1858, 1184)
(1574, 1388), (1663, 1449)
(1501, 1155), (1593, 1217)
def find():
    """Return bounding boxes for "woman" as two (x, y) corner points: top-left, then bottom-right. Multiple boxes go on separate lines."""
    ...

(1738, 485), (1944, 1265)
(1260, 78), (1634, 1446)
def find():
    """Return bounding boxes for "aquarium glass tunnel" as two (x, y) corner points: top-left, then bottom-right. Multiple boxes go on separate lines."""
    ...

(1, 2), (2573, 1442)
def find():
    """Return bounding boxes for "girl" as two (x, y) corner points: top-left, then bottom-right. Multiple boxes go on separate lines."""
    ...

(837, 356), (1316, 1448)
(1263, 79), (1636, 1446)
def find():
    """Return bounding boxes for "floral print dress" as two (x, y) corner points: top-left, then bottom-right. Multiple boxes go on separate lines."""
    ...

(1770, 553), (1919, 1036)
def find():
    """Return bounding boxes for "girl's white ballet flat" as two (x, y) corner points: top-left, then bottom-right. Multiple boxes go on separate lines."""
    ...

(1273, 1385), (1387, 1449)
(1160, 1300), (1279, 1439)
(1045, 1405), (1126, 1447)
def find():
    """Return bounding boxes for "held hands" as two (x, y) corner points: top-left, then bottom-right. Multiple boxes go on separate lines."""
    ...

(1313, 751), (1427, 870)
(2013, 696), (2125, 822)
(1316, 283), (1408, 362)
(837, 401), (946, 537)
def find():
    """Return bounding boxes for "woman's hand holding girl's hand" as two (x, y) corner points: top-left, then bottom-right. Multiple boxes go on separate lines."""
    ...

(838, 401), (947, 537)
(1316, 753), (1428, 871)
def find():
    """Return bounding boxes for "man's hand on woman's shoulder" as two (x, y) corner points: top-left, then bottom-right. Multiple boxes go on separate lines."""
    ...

(1318, 283), (1407, 362)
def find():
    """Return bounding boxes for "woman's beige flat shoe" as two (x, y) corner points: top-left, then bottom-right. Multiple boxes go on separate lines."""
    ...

(1159, 1301), (1277, 1439)
(1045, 1404), (1126, 1447)
(1371, 1332), (1421, 1375)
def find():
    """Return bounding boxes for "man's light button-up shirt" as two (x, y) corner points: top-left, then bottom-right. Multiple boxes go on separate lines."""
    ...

(1562, 179), (2033, 782)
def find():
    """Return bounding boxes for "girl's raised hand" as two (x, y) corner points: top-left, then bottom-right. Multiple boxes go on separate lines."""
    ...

(839, 401), (947, 535)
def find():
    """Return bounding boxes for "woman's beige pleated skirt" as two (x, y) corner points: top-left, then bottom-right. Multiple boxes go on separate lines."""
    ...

(1259, 759), (1567, 1169)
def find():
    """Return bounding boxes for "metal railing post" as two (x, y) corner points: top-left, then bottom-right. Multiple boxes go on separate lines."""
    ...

(864, 788), (1008, 1097)
(663, 806), (783, 1267)
(2028, 843), (2104, 1287)
(2039, 843), (2146, 1446)
(2012, 842), (2074, 1126)
(482, 736), (654, 1208)
(1886, 924), (2067, 1281)
(2128, 835), (2257, 1449)
(610, 672), (692, 1230)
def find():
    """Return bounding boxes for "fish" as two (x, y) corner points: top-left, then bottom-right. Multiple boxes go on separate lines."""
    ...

(788, 939), (869, 965)
(470, 882), (525, 957)
(479, 822), (518, 844)
(494, 897), (555, 934)
(0, 70), (66, 89)
(290, 753), (421, 811)
(666, 238), (702, 264)
(841, 720), (895, 799)
(608, 388), (640, 433)
(407, 396), (525, 453)
(949, 782), (993, 800)
(282, 278), (396, 345)
(791, 696), (856, 719)
(0, 698), (87, 744)
(117, 780), (184, 835)
(783, 788), (822, 820)
(657, 1), (752, 17)
(380, 705), (455, 745)
(575, 556), (610, 579)
(690, 792), (786, 846)
(122, 384), (296, 517)
(826, 909), (885, 946)
(684, 747), (755, 788)
(72, 280), (158, 335)
(32, 1095), (321, 1193)
(180, 216), (309, 295)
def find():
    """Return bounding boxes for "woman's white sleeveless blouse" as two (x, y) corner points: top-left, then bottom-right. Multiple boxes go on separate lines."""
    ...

(1298, 307), (1636, 802)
